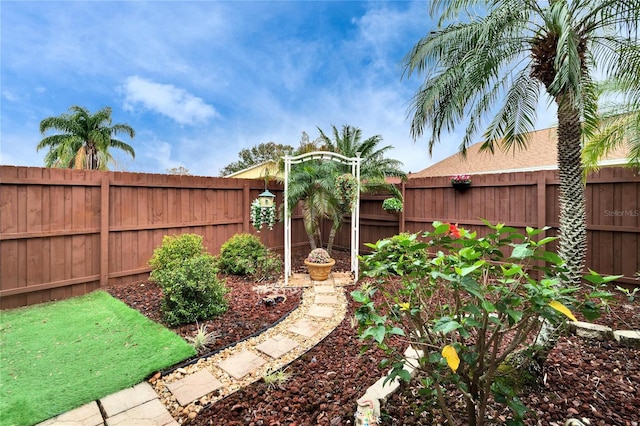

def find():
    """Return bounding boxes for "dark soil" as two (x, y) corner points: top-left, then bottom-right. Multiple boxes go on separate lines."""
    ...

(106, 251), (640, 426)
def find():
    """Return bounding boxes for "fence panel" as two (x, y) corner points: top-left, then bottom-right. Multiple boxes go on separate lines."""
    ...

(1, 166), (637, 309)
(333, 168), (638, 286)
(0, 166), (304, 309)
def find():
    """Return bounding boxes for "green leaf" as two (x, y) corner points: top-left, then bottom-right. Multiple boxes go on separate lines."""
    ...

(537, 236), (557, 245)
(580, 302), (602, 321)
(433, 222), (451, 234)
(388, 327), (405, 336)
(363, 325), (386, 344)
(462, 304), (482, 317)
(460, 276), (485, 300)
(542, 251), (564, 265)
(396, 368), (412, 382)
(433, 319), (462, 334)
(456, 261), (485, 277)
(506, 309), (523, 323)
(481, 300), (496, 312)
(510, 244), (534, 259)
(350, 290), (368, 303)
(501, 264), (522, 277)
(583, 270), (624, 284)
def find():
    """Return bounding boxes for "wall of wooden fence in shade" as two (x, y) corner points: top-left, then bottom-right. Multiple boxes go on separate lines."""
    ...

(1, 165), (638, 309)
(0, 166), (308, 309)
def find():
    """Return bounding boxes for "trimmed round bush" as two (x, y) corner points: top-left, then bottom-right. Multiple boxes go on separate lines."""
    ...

(218, 233), (268, 276)
(149, 233), (206, 281)
(149, 233), (228, 326)
(158, 254), (228, 326)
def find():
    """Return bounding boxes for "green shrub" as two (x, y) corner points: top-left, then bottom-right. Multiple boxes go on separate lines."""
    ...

(353, 221), (616, 425)
(218, 233), (268, 276)
(361, 232), (428, 276)
(255, 251), (284, 282)
(149, 233), (228, 326)
(149, 233), (206, 281)
(158, 254), (228, 326)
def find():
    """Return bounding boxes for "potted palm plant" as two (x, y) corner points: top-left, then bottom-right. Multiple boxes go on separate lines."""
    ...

(304, 248), (335, 281)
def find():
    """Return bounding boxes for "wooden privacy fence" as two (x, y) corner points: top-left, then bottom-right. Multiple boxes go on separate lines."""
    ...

(1, 166), (638, 309)
(331, 167), (639, 287)
(0, 166), (309, 309)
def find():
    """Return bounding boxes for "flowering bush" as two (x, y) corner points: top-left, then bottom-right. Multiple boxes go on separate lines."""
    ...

(353, 221), (616, 425)
(451, 174), (471, 184)
(250, 199), (276, 232)
(306, 248), (332, 264)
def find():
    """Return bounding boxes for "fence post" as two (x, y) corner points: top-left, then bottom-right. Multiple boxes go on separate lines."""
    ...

(537, 172), (547, 232)
(243, 181), (250, 233)
(400, 181), (406, 233)
(100, 173), (110, 287)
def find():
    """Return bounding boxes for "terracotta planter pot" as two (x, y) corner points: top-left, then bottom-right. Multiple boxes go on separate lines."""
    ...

(304, 258), (336, 281)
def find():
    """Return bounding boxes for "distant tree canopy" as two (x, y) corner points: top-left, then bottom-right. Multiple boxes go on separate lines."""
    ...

(219, 142), (294, 176)
(37, 105), (135, 170)
(167, 166), (190, 175)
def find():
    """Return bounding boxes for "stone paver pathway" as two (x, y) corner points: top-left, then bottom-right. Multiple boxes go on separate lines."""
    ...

(38, 272), (352, 426)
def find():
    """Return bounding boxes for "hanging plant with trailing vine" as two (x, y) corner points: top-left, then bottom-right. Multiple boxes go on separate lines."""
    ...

(334, 173), (358, 211)
(250, 199), (276, 232)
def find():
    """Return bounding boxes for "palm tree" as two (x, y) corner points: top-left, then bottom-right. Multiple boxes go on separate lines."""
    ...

(318, 125), (407, 252)
(583, 78), (640, 171)
(284, 138), (334, 251)
(285, 126), (406, 253)
(404, 0), (640, 286)
(38, 106), (135, 170)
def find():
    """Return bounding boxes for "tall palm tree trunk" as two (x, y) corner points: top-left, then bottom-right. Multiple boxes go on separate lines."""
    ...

(556, 95), (587, 287)
(525, 97), (587, 373)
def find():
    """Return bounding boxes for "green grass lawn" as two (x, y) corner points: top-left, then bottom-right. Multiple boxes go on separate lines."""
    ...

(0, 290), (196, 426)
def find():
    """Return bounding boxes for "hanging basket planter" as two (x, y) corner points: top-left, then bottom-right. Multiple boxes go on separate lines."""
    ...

(451, 174), (472, 192)
(452, 182), (471, 192)
(250, 199), (276, 232)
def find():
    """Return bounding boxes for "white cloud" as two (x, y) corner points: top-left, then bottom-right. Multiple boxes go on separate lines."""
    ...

(2, 90), (19, 102)
(121, 76), (217, 125)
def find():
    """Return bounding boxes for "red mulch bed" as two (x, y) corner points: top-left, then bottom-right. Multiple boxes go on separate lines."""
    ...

(105, 251), (640, 425)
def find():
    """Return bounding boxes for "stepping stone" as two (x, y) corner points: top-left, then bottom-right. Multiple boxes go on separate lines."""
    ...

(614, 330), (640, 348)
(37, 401), (103, 426)
(315, 294), (339, 304)
(308, 305), (334, 319)
(106, 399), (177, 426)
(218, 350), (267, 380)
(332, 272), (353, 286)
(288, 318), (323, 337)
(256, 334), (299, 358)
(101, 382), (158, 417)
(568, 321), (613, 340)
(314, 285), (335, 294)
(166, 370), (223, 406)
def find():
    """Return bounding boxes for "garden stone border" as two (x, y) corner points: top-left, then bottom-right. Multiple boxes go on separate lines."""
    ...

(353, 321), (640, 424)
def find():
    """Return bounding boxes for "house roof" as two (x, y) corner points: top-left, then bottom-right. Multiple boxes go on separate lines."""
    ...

(411, 126), (630, 178)
(225, 160), (283, 179)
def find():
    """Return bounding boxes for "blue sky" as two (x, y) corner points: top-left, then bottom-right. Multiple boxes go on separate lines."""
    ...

(1, 1), (556, 176)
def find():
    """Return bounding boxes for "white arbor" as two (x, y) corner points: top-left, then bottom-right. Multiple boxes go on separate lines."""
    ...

(283, 151), (361, 285)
